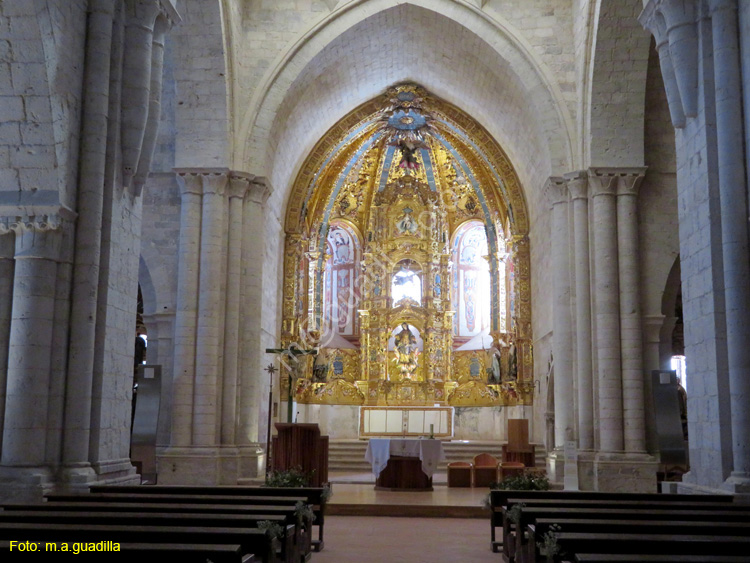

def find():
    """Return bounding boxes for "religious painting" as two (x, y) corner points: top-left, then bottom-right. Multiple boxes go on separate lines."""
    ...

(395, 207), (419, 236)
(452, 221), (492, 337)
(323, 222), (361, 337)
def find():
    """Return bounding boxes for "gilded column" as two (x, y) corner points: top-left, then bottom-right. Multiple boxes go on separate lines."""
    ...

(590, 169), (623, 453)
(617, 169), (647, 454)
(544, 177), (574, 449)
(193, 171), (228, 446)
(567, 171), (594, 450)
(221, 174), (249, 445)
(171, 170), (203, 447)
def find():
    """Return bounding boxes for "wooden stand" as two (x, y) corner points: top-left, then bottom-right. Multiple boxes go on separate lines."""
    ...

(503, 418), (535, 467)
(375, 456), (433, 491)
(272, 423), (329, 486)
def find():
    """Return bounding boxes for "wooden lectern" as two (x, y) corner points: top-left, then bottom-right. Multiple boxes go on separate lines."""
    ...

(272, 423), (329, 486)
(502, 418), (535, 467)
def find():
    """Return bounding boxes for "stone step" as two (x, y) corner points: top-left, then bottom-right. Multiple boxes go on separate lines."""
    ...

(327, 439), (546, 471)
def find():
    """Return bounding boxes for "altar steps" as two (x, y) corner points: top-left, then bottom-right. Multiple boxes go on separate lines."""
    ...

(327, 439), (546, 473)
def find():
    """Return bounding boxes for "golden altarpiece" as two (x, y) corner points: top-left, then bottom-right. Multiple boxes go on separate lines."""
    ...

(280, 85), (534, 410)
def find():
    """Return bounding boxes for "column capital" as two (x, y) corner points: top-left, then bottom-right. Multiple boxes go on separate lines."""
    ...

(564, 170), (589, 200)
(588, 168), (619, 197)
(174, 168), (227, 196)
(617, 167), (648, 197)
(228, 173), (254, 200)
(8, 218), (64, 261)
(247, 177), (272, 205)
(543, 176), (569, 207)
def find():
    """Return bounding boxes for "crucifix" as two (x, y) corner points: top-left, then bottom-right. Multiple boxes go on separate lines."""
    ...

(265, 344), (318, 424)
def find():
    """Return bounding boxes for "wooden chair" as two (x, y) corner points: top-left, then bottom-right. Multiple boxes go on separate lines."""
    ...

(447, 461), (473, 487)
(472, 453), (499, 487)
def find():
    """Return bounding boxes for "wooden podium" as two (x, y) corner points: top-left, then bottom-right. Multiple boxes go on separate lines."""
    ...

(502, 419), (535, 467)
(272, 423), (329, 486)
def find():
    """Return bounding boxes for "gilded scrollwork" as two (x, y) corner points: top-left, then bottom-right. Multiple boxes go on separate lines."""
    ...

(285, 83), (533, 408)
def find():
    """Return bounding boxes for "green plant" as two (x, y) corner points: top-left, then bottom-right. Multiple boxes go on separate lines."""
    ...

(294, 500), (316, 524)
(507, 502), (525, 526)
(491, 472), (550, 491)
(537, 523), (562, 562)
(257, 520), (284, 540)
(264, 466), (313, 487)
(321, 483), (333, 502)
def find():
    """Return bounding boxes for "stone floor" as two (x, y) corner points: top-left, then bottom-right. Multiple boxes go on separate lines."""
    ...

(315, 471), (497, 561)
(312, 516), (497, 562)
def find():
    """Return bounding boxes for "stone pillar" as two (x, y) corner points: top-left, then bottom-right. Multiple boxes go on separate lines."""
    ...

(221, 175), (248, 446)
(567, 171), (594, 451)
(544, 177), (574, 451)
(0, 234), (15, 456)
(238, 177), (270, 478)
(193, 172), (228, 446)
(589, 169), (623, 453)
(170, 171), (203, 447)
(0, 220), (62, 498)
(709, 0), (750, 491)
(616, 169), (647, 454)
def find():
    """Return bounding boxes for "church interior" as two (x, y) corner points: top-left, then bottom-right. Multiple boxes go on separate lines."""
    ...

(2, 0), (750, 544)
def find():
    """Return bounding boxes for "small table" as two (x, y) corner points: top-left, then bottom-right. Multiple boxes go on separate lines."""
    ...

(364, 438), (445, 491)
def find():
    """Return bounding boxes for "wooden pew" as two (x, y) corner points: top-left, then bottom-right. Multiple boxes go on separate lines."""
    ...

(550, 532), (750, 560)
(34, 497), (311, 562)
(526, 519), (750, 563)
(89, 485), (329, 552)
(569, 555), (750, 563)
(0, 511), (298, 563)
(0, 540), (256, 563)
(488, 489), (733, 553)
(0, 522), (283, 563)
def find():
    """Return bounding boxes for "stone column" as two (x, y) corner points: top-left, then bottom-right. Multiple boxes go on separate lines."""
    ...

(193, 171), (228, 446)
(544, 177), (574, 451)
(170, 170), (204, 447)
(616, 169), (647, 454)
(221, 174), (249, 445)
(0, 221), (62, 480)
(567, 171), (594, 451)
(709, 0), (750, 490)
(238, 177), (270, 478)
(0, 234), (15, 455)
(589, 169), (623, 453)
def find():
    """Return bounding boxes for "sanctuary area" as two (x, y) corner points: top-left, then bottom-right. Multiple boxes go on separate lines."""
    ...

(0, 0), (749, 502)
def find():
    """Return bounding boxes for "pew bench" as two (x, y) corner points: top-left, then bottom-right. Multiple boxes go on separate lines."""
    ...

(94, 485), (329, 552)
(0, 540), (256, 563)
(526, 519), (750, 563)
(488, 489), (734, 553)
(568, 555), (750, 563)
(506, 506), (750, 562)
(0, 522), (283, 563)
(3, 501), (313, 561)
(90, 485), (329, 551)
(0, 511), (299, 563)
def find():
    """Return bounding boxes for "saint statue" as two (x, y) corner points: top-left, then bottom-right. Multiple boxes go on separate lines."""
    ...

(393, 322), (419, 380)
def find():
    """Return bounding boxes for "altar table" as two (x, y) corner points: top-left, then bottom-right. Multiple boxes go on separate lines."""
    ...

(364, 438), (445, 491)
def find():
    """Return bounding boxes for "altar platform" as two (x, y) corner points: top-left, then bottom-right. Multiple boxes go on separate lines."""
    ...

(326, 470), (488, 518)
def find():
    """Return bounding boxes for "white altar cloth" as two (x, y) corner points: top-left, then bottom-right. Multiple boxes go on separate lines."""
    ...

(364, 438), (445, 478)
